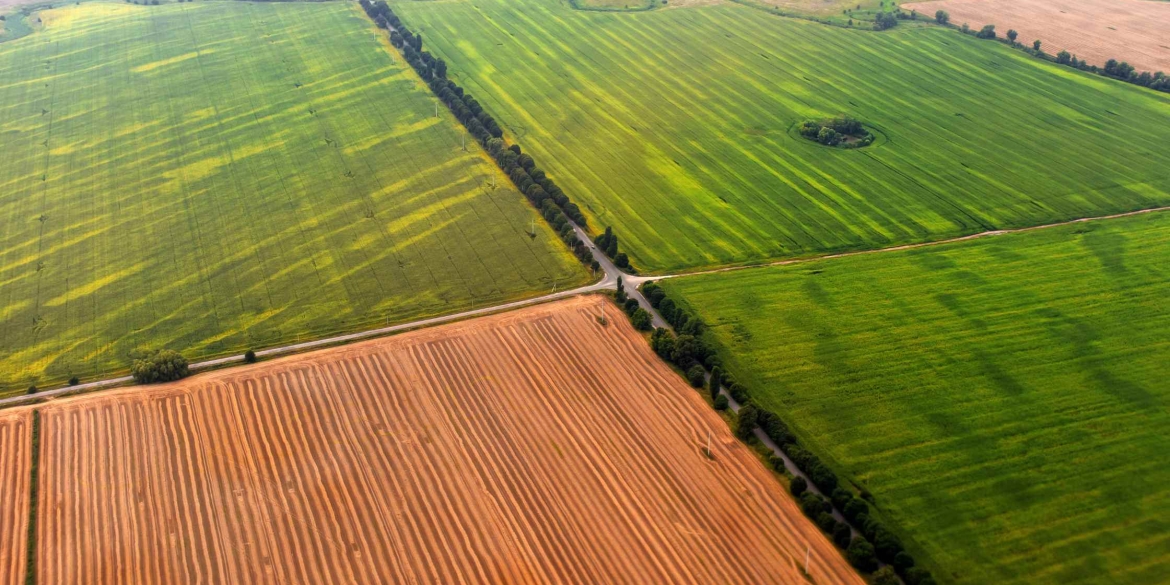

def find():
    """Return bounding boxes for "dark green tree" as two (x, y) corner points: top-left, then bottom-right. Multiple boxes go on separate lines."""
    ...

(846, 538), (878, 572)
(736, 403), (760, 439)
(708, 366), (722, 399)
(130, 349), (190, 384)
(1006, 29), (1018, 42)
(713, 394), (729, 410)
(686, 365), (706, 388)
(1033, 39), (1041, 51)
(244, 350), (257, 363)
(976, 24), (996, 39)
(934, 9), (948, 24)
(789, 476), (807, 497)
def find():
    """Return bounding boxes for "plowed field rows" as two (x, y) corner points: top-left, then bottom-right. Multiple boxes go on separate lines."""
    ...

(24, 295), (858, 584)
(0, 411), (31, 585)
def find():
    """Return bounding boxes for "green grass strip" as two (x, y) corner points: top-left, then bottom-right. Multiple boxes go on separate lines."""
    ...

(24, 409), (40, 585)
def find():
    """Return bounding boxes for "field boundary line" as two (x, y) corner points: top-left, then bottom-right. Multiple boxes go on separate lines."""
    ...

(631, 205), (1170, 283)
(23, 410), (40, 585)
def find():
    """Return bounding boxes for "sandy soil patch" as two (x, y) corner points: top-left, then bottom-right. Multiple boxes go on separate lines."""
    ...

(905, 0), (1170, 73)
(17, 295), (861, 585)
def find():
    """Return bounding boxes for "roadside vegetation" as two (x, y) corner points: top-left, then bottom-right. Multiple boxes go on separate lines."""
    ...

(0, 1), (586, 395)
(392, 0), (1170, 274)
(658, 212), (1170, 584)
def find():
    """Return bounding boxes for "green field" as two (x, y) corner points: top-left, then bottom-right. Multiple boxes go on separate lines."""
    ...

(659, 212), (1170, 584)
(0, 1), (588, 392)
(391, 0), (1170, 273)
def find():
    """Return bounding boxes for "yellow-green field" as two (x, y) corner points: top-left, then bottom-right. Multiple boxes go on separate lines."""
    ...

(0, 1), (587, 392)
(392, 0), (1170, 274)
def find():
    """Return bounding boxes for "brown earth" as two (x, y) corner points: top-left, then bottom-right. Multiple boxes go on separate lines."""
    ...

(0, 411), (30, 585)
(17, 295), (860, 585)
(905, 0), (1170, 73)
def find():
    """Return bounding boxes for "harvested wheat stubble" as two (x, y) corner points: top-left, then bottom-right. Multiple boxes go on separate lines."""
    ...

(0, 411), (31, 585)
(22, 295), (859, 585)
(905, 0), (1170, 74)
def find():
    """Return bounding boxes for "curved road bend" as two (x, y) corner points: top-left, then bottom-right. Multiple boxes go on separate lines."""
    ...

(4, 205), (1166, 409)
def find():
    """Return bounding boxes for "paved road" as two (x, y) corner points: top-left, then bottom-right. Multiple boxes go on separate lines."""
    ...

(6, 205), (1166, 409)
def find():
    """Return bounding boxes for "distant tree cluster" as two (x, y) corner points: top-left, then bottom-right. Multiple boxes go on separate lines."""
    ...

(798, 116), (873, 148)
(359, 0), (597, 266)
(130, 349), (190, 384)
(872, 11), (897, 30)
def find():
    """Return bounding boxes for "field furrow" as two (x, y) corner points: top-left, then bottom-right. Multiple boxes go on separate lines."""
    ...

(8, 295), (859, 584)
(0, 411), (30, 585)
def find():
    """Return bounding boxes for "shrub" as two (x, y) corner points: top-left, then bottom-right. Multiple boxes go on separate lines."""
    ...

(728, 382), (749, 404)
(713, 394), (729, 411)
(861, 515), (883, 541)
(815, 512), (837, 533)
(735, 403), (759, 439)
(68, 376), (80, 386)
(26, 385), (37, 395)
(630, 308), (652, 331)
(934, 9), (948, 24)
(789, 476), (807, 497)
(623, 297), (640, 314)
(843, 497), (869, 522)
(976, 24), (996, 39)
(872, 566), (900, 585)
(686, 365), (706, 388)
(799, 492), (824, 518)
(874, 529), (905, 563)
(831, 486), (853, 510)
(832, 522), (852, 548)
(904, 566), (935, 585)
(808, 463), (839, 493)
(130, 349), (190, 384)
(893, 550), (916, 572)
(846, 538), (878, 572)
(244, 350), (257, 363)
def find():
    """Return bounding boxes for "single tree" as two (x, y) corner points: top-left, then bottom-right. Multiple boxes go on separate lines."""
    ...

(1006, 29), (1017, 42)
(846, 538), (878, 572)
(244, 350), (257, 363)
(976, 24), (996, 39)
(832, 522), (852, 548)
(872, 566), (900, 585)
(713, 394), (729, 410)
(1033, 39), (1041, 51)
(631, 308), (652, 330)
(686, 365), (706, 388)
(68, 376), (80, 386)
(736, 403), (760, 439)
(708, 366), (722, 398)
(934, 9), (948, 24)
(789, 476), (808, 497)
(26, 385), (37, 395)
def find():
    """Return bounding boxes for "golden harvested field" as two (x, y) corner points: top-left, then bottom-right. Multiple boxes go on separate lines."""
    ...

(905, 0), (1170, 73)
(0, 411), (30, 585)
(22, 295), (859, 584)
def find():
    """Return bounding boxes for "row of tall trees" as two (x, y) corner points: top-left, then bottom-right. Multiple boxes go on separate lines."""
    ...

(359, 0), (595, 267)
(639, 280), (939, 585)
